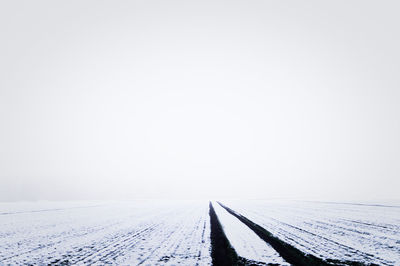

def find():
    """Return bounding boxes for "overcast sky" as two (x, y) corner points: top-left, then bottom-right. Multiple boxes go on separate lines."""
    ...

(0, 0), (399, 202)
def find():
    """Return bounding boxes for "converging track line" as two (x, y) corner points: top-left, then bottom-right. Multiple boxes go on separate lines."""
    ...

(216, 202), (368, 266)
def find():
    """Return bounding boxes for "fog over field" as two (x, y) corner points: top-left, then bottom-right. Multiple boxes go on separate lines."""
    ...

(1, 0), (399, 202)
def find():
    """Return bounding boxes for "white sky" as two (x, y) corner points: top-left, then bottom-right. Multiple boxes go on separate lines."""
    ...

(1, 0), (399, 202)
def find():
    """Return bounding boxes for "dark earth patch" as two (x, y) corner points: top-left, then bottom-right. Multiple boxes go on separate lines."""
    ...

(217, 202), (369, 266)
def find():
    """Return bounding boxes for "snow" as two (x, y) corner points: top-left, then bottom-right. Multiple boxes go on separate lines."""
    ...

(222, 199), (400, 266)
(2, 199), (397, 265)
(0, 200), (211, 265)
(211, 202), (288, 265)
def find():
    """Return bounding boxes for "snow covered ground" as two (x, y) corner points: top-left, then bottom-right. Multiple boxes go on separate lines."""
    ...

(211, 202), (288, 265)
(1, 199), (399, 265)
(0, 200), (211, 265)
(221, 199), (400, 265)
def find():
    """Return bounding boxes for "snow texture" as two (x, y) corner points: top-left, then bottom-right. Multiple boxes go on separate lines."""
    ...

(0, 200), (211, 265)
(222, 199), (400, 266)
(212, 202), (288, 265)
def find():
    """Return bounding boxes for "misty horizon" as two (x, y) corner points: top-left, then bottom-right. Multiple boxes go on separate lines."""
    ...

(1, 0), (399, 202)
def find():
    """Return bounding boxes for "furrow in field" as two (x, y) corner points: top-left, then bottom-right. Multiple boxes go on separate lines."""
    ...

(209, 201), (239, 266)
(0, 220), (123, 263)
(130, 205), (211, 265)
(212, 201), (289, 265)
(217, 202), (332, 266)
(221, 200), (400, 265)
(0, 201), (212, 265)
(67, 223), (159, 265)
(0, 205), (103, 216)
(247, 211), (373, 263)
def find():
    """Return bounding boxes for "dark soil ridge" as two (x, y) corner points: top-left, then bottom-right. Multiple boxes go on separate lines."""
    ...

(209, 201), (239, 266)
(217, 202), (369, 266)
(209, 202), (278, 266)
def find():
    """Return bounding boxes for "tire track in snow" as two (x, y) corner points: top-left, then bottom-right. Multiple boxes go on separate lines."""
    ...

(217, 202), (355, 266)
(268, 217), (377, 259)
(211, 201), (289, 265)
(238, 206), (395, 265)
(209, 202), (239, 266)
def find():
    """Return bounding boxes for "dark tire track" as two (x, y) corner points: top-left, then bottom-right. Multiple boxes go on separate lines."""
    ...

(217, 202), (369, 266)
(209, 202), (239, 266)
(210, 202), (273, 266)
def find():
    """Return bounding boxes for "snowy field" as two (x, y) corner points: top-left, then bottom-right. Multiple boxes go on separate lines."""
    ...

(211, 201), (288, 265)
(221, 200), (400, 265)
(0, 200), (211, 265)
(1, 200), (399, 265)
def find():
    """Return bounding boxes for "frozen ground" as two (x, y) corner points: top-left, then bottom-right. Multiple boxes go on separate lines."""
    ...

(1, 199), (399, 265)
(0, 200), (211, 265)
(211, 202), (288, 265)
(221, 199), (400, 265)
